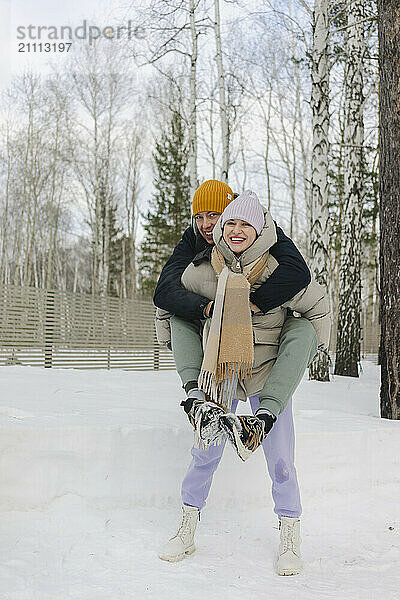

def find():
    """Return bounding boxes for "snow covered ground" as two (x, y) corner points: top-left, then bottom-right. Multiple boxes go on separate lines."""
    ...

(0, 362), (399, 600)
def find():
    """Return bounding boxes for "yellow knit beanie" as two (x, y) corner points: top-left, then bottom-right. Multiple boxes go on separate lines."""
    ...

(192, 180), (234, 216)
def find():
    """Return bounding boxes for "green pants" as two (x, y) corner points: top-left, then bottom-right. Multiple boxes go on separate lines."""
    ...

(170, 316), (318, 417)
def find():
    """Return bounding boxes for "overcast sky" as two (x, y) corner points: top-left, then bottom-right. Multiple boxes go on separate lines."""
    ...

(0, 0), (140, 90)
(0, 0), (308, 232)
(0, 0), (253, 90)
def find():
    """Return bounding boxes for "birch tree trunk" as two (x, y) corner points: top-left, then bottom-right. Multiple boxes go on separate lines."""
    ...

(366, 152), (379, 328)
(46, 111), (61, 290)
(334, 0), (365, 377)
(378, 0), (400, 419)
(13, 100), (32, 285)
(124, 131), (141, 298)
(92, 92), (100, 296)
(264, 87), (273, 212)
(188, 0), (198, 198)
(121, 238), (126, 299)
(309, 0), (331, 382)
(290, 117), (298, 240)
(0, 123), (12, 284)
(330, 92), (346, 328)
(214, 0), (229, 182)
(209, 94), (217, 179)
(288, 0), (311, 251)
(200, 82), (217, 179)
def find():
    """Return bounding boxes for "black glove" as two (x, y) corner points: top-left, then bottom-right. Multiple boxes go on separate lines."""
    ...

(255, 409), (277, 435)
(180, 388), (205, 428)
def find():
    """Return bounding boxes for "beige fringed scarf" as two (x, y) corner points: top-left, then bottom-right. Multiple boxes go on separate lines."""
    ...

(198, 247), (269, 413)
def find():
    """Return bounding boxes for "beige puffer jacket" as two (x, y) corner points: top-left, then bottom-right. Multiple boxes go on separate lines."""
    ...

(156, 211), (331, 398)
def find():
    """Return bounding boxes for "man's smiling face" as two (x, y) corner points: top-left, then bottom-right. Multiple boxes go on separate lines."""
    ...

(194, 211), (221, 244)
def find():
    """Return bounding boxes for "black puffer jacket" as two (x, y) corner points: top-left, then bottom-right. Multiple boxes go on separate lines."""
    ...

(153, 223), (311, 321)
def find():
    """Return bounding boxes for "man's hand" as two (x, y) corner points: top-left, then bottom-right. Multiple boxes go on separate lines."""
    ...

(206, 300), (259, 317)
(250, 302), (261, 314)
(204, 301), (214, 317)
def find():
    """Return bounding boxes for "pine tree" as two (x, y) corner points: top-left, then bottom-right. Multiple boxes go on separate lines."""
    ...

(139, 111), (191, 295)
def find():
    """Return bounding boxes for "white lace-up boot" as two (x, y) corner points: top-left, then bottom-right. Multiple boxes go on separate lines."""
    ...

(276, 516), (303, 575)
(159, 505), (199, 562)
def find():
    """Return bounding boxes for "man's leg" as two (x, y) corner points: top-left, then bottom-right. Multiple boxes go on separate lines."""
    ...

(171, 314), (226, 445)
(170, 315), (203, 386)
(249, 396), (301, 518)
(258, 317), (318, 417)
(219, 318), (318, 461)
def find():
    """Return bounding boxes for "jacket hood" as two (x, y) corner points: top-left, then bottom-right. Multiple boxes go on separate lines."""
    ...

(212, 208), (277, 267)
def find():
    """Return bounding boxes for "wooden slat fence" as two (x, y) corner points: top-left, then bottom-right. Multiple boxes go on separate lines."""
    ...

(0, 284), (174, 370)
(0, 283), (380, 370)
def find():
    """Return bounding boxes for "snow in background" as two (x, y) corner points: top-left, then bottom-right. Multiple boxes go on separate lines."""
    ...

(0, 362), (399, 599)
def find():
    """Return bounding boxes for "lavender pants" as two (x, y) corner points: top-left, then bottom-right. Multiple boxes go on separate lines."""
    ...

(172, 316), (317, 519)
(181, 396), (301, 518)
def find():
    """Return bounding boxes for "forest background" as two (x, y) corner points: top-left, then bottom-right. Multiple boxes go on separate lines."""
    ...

(0, 0), (383, 386)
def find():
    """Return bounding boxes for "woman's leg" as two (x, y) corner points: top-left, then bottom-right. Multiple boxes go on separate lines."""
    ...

(258, 317), (318, 417)
(246, 318), (313, 516)
(181, 398), (239, 509)
(249, 396), (301, 518)
(170, 314), (227, 510)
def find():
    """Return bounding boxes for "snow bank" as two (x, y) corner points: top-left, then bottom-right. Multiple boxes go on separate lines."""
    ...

(0, 363), (398, 512)
(0, 363), (399, 599)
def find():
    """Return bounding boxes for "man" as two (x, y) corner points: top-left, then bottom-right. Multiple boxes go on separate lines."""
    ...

(154, 180), (320, 575)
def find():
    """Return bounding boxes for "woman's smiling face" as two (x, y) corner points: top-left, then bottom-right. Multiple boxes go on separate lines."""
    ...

(223, 219), (257, 253)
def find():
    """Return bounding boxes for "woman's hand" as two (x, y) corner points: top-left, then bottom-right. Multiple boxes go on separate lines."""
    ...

(250, 302), (261, 314)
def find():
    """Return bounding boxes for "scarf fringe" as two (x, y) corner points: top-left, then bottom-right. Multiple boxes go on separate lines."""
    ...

(199, 362), (253, 394)
(198, 369), (218, 403)
(198, 363), (254, 413)
(217, 360), (253, 382)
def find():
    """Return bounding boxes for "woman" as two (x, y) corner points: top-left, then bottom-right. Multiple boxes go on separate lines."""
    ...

(178, 190), (330, 460)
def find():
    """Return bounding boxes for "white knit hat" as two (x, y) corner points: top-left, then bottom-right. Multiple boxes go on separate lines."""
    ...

(220, 190), (265, 235)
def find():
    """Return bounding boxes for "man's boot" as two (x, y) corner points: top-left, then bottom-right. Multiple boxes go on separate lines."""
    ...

(276, 516), (303, 575)
(158, 505), (199, 562)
